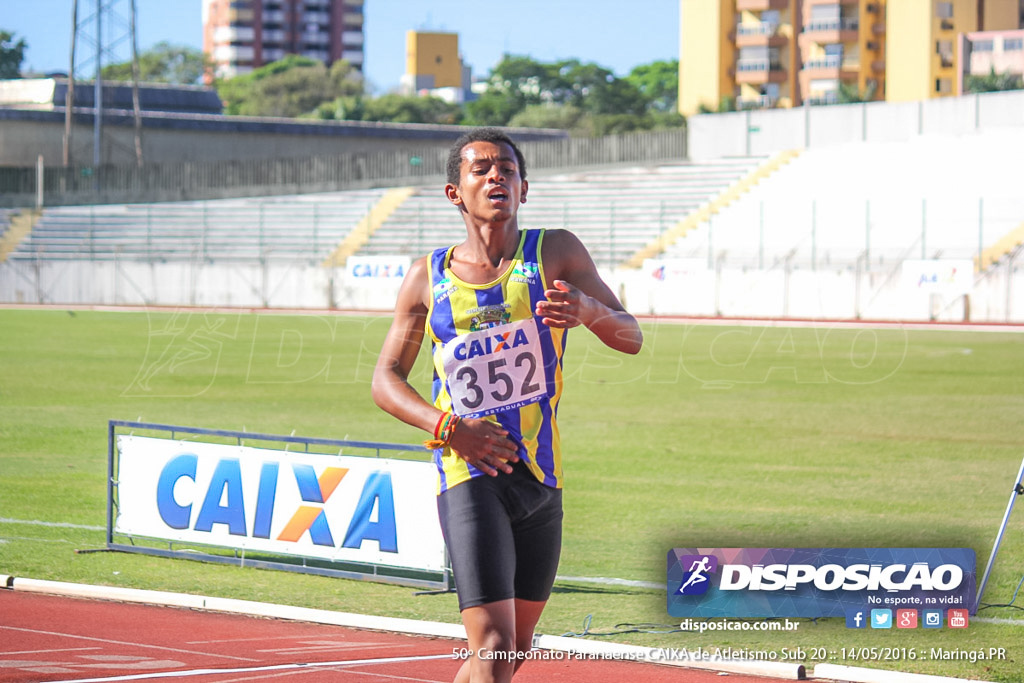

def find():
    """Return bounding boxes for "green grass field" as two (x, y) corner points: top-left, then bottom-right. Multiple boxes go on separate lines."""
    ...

(2, 308), (1023, 681)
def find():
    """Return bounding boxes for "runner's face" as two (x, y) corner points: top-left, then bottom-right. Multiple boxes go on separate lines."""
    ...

(448, 141), (527, 221)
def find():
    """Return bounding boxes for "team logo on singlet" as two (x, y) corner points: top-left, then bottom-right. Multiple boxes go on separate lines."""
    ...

(432, 277), (458, 304)
(468, 304), (512, 331)
(511, 262), (539, 285)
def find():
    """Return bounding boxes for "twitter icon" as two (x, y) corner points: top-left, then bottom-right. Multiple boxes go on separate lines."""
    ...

(871, 609), (893, 629)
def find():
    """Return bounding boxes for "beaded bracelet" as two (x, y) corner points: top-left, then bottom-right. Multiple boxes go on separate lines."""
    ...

(424, 411), (461, 449)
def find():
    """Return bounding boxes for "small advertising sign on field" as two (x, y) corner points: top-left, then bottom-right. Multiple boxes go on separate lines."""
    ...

(114, 434), (445, 575)
(901, 260), (973, 296)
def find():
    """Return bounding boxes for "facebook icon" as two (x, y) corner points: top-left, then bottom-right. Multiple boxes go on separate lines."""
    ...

(845, 608), (867, 629)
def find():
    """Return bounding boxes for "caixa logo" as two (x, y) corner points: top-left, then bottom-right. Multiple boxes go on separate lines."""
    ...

(452, 327), (532, 360)
(155, 455), (397, 552)
(350, 263), (405, 278)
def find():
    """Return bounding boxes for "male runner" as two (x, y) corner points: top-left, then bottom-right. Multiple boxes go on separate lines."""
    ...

(372, 128), (642, 683)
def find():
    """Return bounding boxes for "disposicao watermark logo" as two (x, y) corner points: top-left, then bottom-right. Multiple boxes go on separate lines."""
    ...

(667, 548), (976, 619)
(675, 554), (718, 595)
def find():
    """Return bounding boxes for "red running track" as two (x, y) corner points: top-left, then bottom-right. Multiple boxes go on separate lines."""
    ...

(0, 589), (796, 683)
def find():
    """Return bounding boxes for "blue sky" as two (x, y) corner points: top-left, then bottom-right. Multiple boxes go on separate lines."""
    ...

(5, 0), (680, 93)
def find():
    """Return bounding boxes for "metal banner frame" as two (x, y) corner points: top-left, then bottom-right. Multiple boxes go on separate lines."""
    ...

(974, 455), (1024, 613)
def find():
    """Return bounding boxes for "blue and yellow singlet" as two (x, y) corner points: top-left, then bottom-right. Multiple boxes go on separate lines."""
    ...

(426, 229), (567, 493)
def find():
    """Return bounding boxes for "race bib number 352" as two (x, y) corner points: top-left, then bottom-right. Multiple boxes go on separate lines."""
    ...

(441, 318), (549, 418)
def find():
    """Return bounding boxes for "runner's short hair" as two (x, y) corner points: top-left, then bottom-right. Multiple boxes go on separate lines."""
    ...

(446, 128), (527, 186)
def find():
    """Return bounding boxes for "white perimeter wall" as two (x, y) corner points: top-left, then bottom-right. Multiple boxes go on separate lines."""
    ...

(1, 261), (1021, 323)
(4, 90), (1023, 322)
(687, 90), (1024, 160)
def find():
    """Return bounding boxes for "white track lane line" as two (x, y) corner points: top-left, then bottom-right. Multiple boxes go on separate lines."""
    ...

(0, 626), (255, 662)
(46, 654), (454, 683)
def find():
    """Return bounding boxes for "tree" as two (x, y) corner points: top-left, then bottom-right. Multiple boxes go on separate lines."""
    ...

(626, 60), (679, 112)
(965, 66), (1024, 93)
(216, 56), (363, 117)
(312, 92), (461, 125)
(206, 52), (686, 133)
(1, 30), (27, 79)
(464, 54), (662, 130)
(101, 42), (209, 84)
(464, 55), (550, 125)
(582, 67), (648, 116)
(508, 104), (584, 130)
(464, 89), (528, 126)
(311, 95), (366, 121)
(556, 60), (648, 115)
(489, 55), (564, 103)
(837, 80), (878, 104)
(647, 109), (685, 129)
(360, 93), (462, 125)
(698, 95), (735, 114)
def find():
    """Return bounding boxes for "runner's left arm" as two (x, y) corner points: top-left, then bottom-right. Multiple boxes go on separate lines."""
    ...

(537, 229), (643, 355)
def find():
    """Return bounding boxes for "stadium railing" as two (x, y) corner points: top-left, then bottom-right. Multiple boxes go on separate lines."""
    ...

(0, 129), (688, 209)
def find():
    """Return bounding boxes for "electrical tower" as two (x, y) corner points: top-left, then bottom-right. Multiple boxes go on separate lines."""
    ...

(63, 0), (143, 170)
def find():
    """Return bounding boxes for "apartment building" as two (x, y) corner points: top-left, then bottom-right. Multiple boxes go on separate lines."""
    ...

(679, 0), (1024, 115)
(202, 0), (364, 80)
(958, 28), (1024, 93)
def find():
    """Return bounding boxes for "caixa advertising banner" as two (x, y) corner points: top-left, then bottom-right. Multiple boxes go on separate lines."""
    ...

(667, 548), (976, 618)
(115, 435), (445, 572)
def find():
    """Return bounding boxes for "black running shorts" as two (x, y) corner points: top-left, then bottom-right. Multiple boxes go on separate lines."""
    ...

(437, 460), (563, 610)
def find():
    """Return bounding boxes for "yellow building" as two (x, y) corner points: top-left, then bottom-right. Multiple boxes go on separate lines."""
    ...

(886, 0), (1021, 101)
(679, 0), (745, 115)
(404, 31), (464, 91)
(679, 0), (1023, 116)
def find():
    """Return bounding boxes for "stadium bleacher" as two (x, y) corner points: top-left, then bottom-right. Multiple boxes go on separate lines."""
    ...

(359, 157), (769, 267)
(661, 128), (1024, 272)
(6, 156), (772, 270)
(0, 209), (12, 246)
(7, 128), (1024, 277)
(6, 189), (391, 263)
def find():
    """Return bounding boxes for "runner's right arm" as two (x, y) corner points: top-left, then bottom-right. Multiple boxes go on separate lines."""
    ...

(371, 258), (518, 476)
